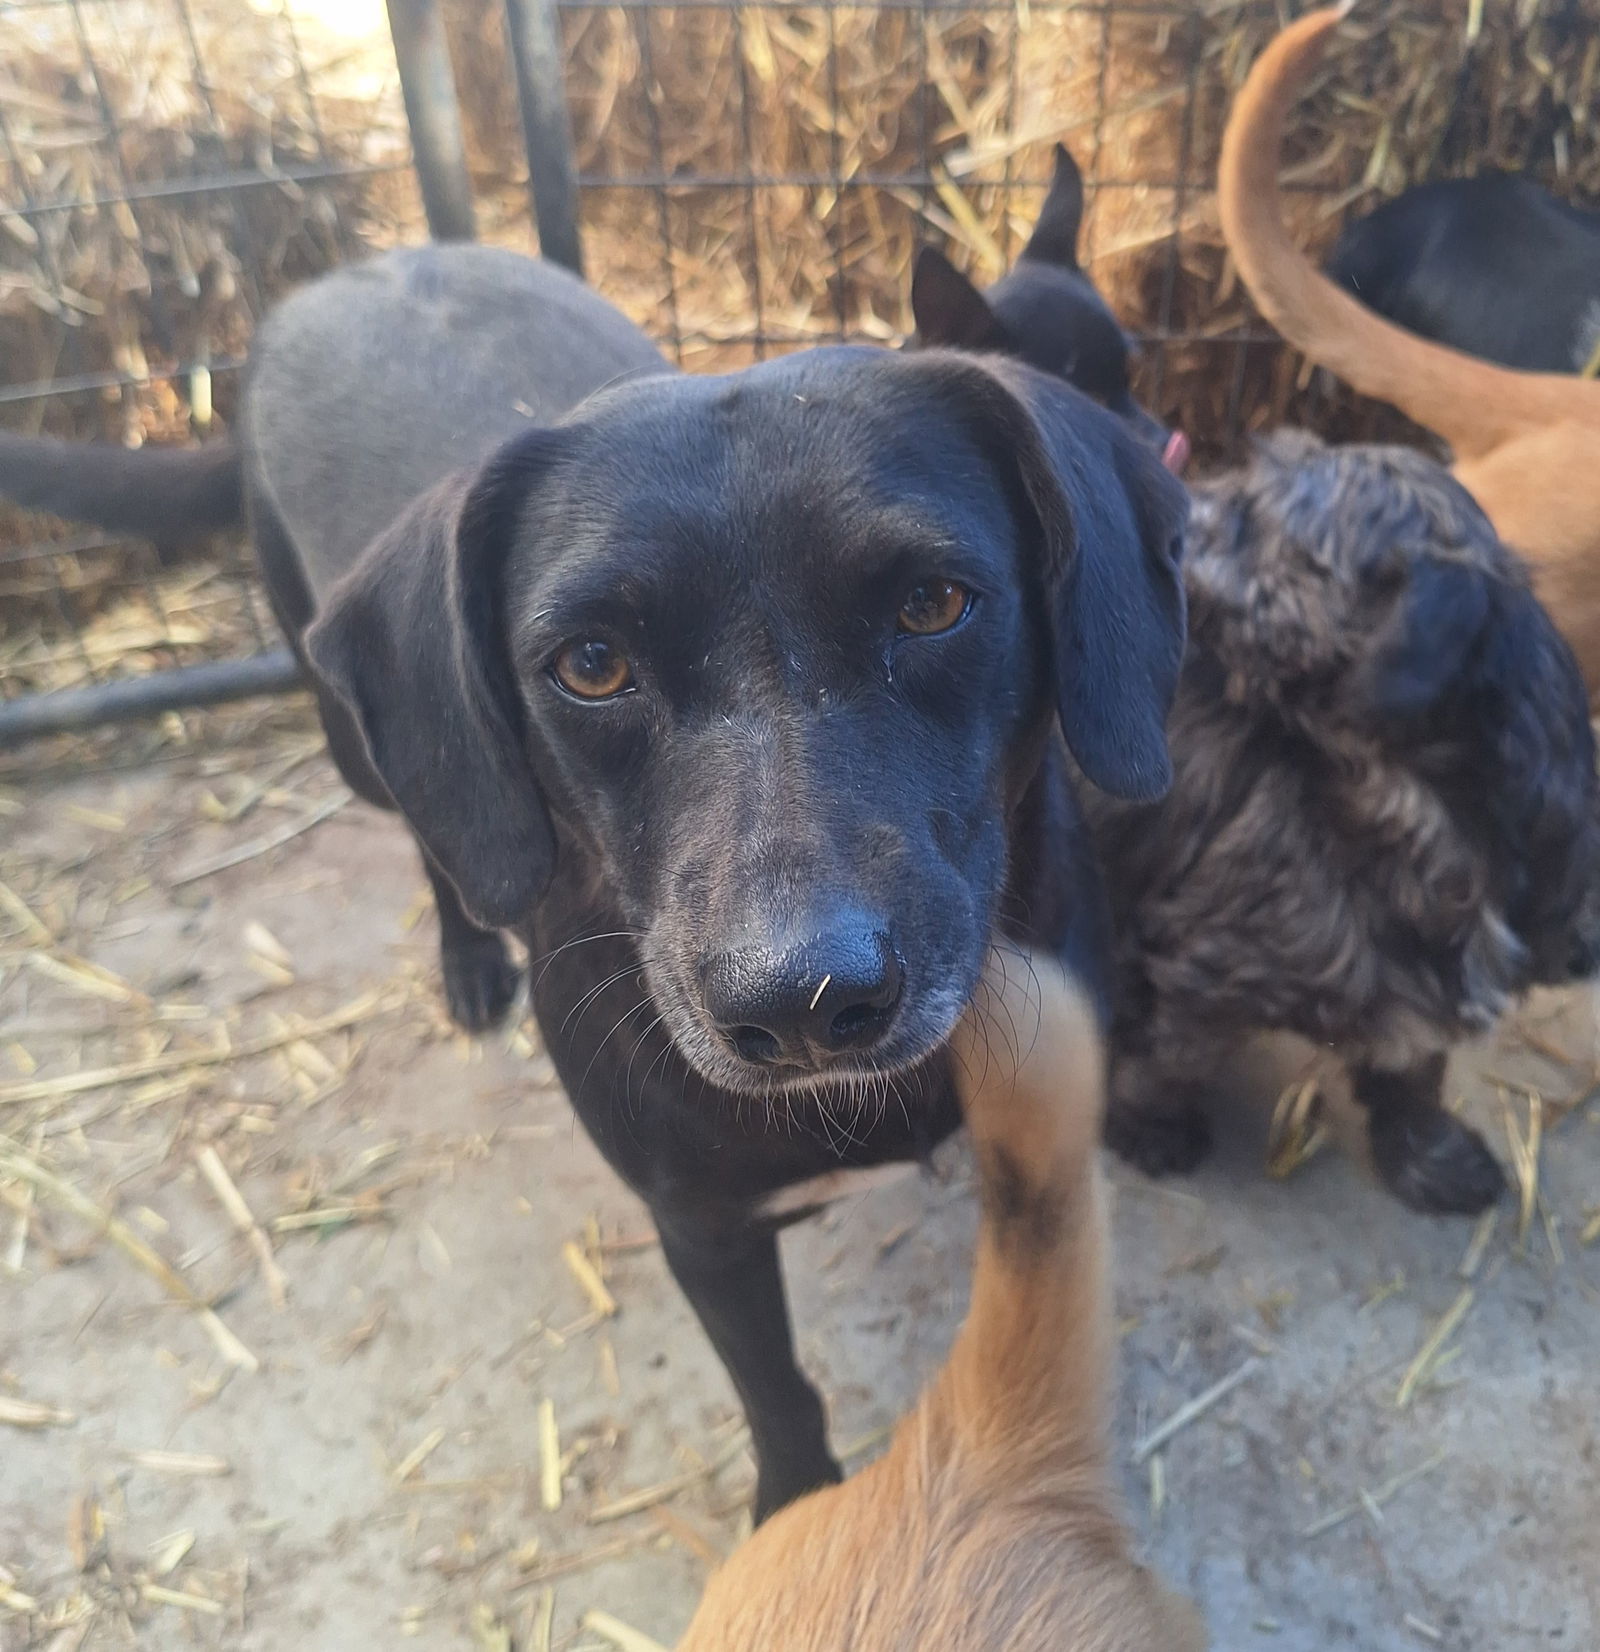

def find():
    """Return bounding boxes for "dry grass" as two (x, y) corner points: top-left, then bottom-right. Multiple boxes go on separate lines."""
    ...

(3, 0), (1597, 696)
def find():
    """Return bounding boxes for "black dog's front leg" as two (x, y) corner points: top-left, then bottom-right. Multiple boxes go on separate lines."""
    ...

(422, 853), (522, 1032)
(656, 1213), (840, 1523)
(1355, 1052), (1505, 1216)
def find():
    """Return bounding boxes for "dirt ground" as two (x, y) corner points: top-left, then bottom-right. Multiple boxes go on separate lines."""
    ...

(2, 698), (1597, 1652)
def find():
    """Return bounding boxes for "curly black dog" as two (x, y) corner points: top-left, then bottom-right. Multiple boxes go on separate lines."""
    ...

(1088, 433), (1600, 1214)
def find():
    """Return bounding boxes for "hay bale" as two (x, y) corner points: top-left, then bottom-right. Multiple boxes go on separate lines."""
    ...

(0, 0), (415, 439)
(0, 0), (416, 692)
(457, 0), (1597, 452)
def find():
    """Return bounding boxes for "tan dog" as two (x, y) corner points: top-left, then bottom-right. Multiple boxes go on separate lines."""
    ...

(1218, 4), (1600, 699)
(678, 948), (1205, 1652)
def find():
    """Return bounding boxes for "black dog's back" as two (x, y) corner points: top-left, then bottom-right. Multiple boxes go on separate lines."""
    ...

(0, 246), (669, 595)
(1328, 173), (1600, 374)
(246, 244), (668, 601)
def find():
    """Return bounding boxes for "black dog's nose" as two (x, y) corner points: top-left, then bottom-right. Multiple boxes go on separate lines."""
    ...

(701, 914), (904, 1069)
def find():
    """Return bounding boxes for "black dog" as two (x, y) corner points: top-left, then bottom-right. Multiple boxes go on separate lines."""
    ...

(1327, 172), (1600, 374)
(911, 142), (1189, 471)
(0, 243), (1187, 1520)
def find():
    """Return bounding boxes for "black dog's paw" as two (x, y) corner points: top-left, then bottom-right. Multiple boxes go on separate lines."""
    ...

(753, 1456), (843, 1527)
(1368, 1106), (1505, 1216)
(1105, 1099), (1213, 1179)
(441, 934), (522, 1032)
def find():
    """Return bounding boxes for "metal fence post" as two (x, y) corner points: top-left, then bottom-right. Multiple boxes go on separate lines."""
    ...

(503, 0), (584, 274)
(385, 0), (478, 242)
(0, 650), (305, 748)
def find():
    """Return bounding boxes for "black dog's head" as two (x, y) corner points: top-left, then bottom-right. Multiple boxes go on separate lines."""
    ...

(1187, 431), (1600, 987)
(307, 347), (1186, 1096)
(911, 144), (1187, 472)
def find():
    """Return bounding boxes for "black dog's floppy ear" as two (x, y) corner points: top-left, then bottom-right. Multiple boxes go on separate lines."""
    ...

(911, 246), (1007, 351)
(1020, 143), (1086, 269)
(305, 428), (562, 930)
(1364, 556), (1491, 723)
(1027, 370), (1187, 798)
(922, 353), (1187, 799)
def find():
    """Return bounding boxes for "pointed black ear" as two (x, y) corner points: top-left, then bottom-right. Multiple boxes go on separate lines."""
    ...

(911, 246), (1007, 350)
(1363, 556), (1490, 722)
(305, 428), (563, 930)
(1021, 144), (1086, 269)
(914, 353), (1187, 799)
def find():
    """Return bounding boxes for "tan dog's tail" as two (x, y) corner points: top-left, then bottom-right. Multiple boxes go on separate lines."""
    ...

(942, 947), (1111, 1463)
(1219, 5), (1597, 460)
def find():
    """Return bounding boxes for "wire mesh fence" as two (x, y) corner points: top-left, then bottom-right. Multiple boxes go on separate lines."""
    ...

(0, 0), (419, 730)
(2, 0), (1595, 736)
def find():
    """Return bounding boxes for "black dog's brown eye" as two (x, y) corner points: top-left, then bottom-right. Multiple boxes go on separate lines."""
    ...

(897, 580), (971, 637)
(552, 639), (633, 699)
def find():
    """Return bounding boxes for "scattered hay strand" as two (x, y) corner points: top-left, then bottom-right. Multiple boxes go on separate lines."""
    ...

(168, 793), (351, 887)
(126, 1450), (232, 1477)
(392, 1426), (447, 1485)
(531, 1587), (556, 1652)
(0, 1580), (40, 1614)
(515, 1535), (648, 1588)
(588, 1428), (751, 1525)
(539, 1398), (563, 1512)
(650, 1505), (723, 1569)
(272, 1205), (390, 1234)
(0, 989), (390, 1107)
(1131, 1357), (1261, 1465)
(195, 1144), (288, 1310)
(1457, 1209), (1498, 1280)
(580, 1609), (670, 1652)
(0, 1143), (257, 1371)
(471, 1604), (512, 1652)
(1301, 1449), (1448, 1539)
(562, 1239), (618, 1319)
(0, 881), (52, 946)
(139, 1583), (224, 1616)
(149, 1531), (196, 1577)
(1395, 1288), (1474, 1410)
(24, 951), (145, 1007)
(1148, 1452), (1167, 1521)
(0, 1395), (75, 1429)
(1497, 1088), (1543, 1246)
(1266, 1075), (1328, 1180)
(599, 1336), (621, 1398)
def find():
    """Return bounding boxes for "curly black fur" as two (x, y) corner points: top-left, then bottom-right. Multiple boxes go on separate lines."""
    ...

(1087, 433), (1600, 1213)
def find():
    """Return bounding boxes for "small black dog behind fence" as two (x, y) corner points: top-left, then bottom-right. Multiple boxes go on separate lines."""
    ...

(1, 0), (1587, 745)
